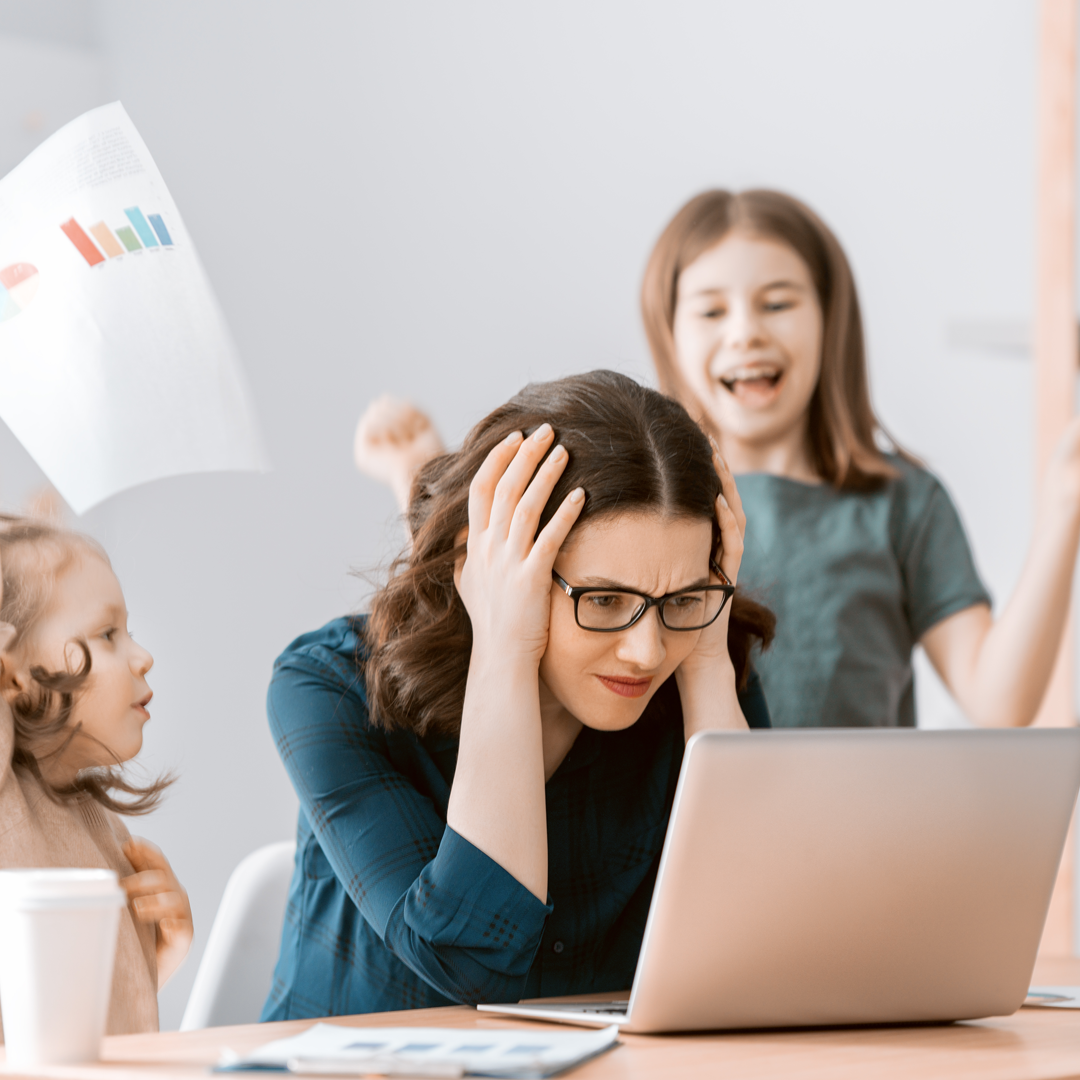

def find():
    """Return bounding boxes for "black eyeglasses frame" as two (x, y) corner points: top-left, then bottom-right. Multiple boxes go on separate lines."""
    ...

(551, 563), (735, 633)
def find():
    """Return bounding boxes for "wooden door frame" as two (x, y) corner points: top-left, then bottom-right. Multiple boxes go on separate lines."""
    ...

(1035, 0), (1077, 956)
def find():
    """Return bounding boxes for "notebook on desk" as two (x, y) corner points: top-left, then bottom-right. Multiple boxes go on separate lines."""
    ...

(478, 728), (1080, 1034)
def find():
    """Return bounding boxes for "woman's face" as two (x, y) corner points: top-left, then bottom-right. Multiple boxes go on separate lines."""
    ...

(671, 230), (824, 450)
(540, 510), (712, 731)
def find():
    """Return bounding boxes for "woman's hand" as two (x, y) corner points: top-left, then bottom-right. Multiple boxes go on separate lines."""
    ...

(676, 445), (746, 678)
(675, 446), (749, 737)
(121, 838), (194, 990)
(455, 424), (586, 669)
(353, 396), (444, 513)
(448, 424), (585, 902)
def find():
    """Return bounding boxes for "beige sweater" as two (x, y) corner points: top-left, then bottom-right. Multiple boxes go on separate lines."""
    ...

(0, 698), (158, 1038)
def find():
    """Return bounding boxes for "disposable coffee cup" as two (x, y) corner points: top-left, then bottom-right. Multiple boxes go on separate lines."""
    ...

(0, 868), (125, 1067)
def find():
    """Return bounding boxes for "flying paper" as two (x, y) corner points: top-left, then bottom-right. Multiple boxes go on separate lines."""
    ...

(0, 102), (266, 513)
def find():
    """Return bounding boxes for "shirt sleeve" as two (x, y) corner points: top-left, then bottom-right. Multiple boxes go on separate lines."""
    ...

(267, 643), (552, 1005)
(895, 469), (992, 641)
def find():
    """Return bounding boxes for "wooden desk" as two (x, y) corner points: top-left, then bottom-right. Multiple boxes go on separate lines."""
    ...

(9, 957), (1080, 1080)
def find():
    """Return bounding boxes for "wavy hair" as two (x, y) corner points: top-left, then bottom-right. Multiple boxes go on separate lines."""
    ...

(0, 517), (172, 815)
(364, 370), (775, 736)
(641, 188), (905, 491)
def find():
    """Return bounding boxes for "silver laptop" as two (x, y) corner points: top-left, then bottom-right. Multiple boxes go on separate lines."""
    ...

(478, 728), (1080, 1033)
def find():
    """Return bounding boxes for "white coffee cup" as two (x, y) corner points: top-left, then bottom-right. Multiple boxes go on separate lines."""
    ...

(0, 868), (125, 1066)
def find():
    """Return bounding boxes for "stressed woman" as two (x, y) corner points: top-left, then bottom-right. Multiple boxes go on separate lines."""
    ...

(263, 372), (773, 1019)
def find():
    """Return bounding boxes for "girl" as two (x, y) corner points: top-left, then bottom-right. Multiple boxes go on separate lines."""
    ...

(265, 371), (772, 1018)
(355, 190), (1080, 729)
(0, 518), (193, 1037)
(640, 189), (1080, 728)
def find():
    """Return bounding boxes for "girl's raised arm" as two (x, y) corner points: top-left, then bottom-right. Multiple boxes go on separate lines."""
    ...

(922, 415), (1080, 727)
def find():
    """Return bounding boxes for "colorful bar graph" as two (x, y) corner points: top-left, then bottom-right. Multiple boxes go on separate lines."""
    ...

(62, 207), (174, 266)
(115, 226), (142, 252)
(89, 222), (124, 259)
(124, 207), (158, 248)
(60, 218), (105, 266)
(148, 214), (173, 246)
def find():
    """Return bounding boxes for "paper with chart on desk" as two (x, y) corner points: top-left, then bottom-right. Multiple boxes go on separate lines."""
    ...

(1025, 986), (1080, 1008)
(0, 101), (266, 514)
(215, 1022), (620, 1078)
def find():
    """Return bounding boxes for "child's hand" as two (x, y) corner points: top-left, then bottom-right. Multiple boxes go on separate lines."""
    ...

(354, 395), (444, 512)
(121, 838), (193, 990)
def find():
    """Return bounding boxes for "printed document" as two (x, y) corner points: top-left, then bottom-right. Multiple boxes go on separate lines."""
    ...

(1026, 986), (1080, 1008)
(0, 102), (265, 513)
(216, 1022), (619, 1078)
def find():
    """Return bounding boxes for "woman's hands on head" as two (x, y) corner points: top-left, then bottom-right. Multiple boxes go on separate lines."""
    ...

(121, 838), (193, 990)
(455, 424), (585, 669)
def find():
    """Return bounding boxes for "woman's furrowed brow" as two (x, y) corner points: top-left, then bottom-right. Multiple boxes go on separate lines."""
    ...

(575, 576), (634, 590)
(575, 575), (711, 594)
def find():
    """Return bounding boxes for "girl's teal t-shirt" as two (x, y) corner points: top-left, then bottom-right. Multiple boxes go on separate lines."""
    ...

(736, 455), (990, 728)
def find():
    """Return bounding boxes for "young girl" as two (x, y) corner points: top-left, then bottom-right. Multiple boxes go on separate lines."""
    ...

(640, 189), (1080, 728)
(355, 190), (1080, 729)
(0, 518), (192, 1037)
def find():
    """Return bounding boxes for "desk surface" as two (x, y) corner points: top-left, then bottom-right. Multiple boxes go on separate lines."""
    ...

(8, 957), (1080, 1080)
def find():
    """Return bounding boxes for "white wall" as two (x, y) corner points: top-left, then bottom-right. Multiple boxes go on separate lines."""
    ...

(0, 0), (1066, 1026)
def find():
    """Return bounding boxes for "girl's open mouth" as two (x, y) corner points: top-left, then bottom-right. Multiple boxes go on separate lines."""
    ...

(719, 364), (784, 404)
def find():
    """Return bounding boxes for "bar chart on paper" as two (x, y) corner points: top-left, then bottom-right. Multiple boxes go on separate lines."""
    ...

(0, 264), (40, 322)
(60, 207), (175, 267)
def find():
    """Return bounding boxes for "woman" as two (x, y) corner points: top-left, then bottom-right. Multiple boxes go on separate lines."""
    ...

(263, 371), (773, 1019)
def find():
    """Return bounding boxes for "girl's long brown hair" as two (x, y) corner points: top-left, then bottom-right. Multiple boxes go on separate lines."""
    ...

(365, 370), (775, 737)
(641, 188), (903, 491)
(0, 517), (172, 815)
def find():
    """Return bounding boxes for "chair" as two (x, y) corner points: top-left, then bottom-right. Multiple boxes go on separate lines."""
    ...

(179, 840), (296, 1030)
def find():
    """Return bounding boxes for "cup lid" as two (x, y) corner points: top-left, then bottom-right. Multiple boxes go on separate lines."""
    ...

(0, 868), (123, 904)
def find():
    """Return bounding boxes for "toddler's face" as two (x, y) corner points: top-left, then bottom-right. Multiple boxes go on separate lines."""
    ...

(23, 553), (154, 775)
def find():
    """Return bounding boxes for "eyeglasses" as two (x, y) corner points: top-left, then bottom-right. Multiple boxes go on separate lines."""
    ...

(552, 566), (735, 633)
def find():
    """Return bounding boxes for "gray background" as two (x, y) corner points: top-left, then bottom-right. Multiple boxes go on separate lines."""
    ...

(0, 0), (1064, 1027)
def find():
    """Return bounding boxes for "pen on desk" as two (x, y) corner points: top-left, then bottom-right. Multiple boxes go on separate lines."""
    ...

(287, 1057), (465, 1078)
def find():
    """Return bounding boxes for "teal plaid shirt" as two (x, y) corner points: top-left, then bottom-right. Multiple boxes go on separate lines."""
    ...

(262, 616), (769, 1020)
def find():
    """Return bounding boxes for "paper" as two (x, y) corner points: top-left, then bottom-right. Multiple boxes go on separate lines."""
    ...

(216, 1022), (620, 1078)
(1025, 986), (1080, 1008)
(0, 102), (266, 513)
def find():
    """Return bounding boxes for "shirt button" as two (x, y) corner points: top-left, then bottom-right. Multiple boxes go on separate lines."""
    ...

(553, 941), (565, 954)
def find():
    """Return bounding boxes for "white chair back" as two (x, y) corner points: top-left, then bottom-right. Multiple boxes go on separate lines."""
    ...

(179, 840), (296, 1030)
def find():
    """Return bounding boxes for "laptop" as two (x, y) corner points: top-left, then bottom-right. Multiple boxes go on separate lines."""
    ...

(477, 728), (1080, 1033)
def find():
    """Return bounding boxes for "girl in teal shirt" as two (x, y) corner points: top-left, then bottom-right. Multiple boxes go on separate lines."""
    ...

(639, 189), (1080, 728)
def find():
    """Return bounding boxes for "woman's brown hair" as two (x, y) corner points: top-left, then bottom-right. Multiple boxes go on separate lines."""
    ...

(365, 370), (775, 737)
(0, 517), (172, 815)
(641, 188), (901, 491)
